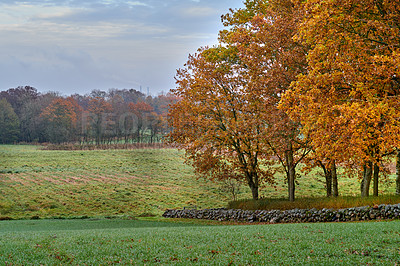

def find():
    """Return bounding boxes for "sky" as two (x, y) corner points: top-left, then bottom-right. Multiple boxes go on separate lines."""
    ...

(0, 0), (244, 96)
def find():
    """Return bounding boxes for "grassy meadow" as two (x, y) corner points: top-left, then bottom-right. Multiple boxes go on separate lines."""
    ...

(1, 145), (400, 265)
(0, 145), (399, 219)
(0, 145), (232, 219)
(0, 218), (398, 265)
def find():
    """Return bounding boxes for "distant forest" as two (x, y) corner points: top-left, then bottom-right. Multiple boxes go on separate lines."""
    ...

(0, 86), (178, 144)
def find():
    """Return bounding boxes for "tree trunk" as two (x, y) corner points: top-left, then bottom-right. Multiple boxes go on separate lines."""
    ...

(250, 184), (259, 200)
(331, 162), (339, 197)
(286, 146), (295, 202)
(246, 171), (259, 200)
(326, 169), (332, 197)
(247, 177), (259, 200)
(288, 168), (295, 202)
(320, 163), (332, 197)
(396, 149), (400, 195)
(373, 163), (379, 196)
(361, 162), (373, 197)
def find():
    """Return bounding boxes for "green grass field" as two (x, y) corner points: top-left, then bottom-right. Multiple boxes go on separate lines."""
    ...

(1, 145), (400, 265)
(0, 145), (234, 219)
(0, 218), (399, 265)
(0, 145), (398, 219)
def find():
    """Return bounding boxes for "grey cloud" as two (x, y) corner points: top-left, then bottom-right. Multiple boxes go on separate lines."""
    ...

(0, 0), (244, 94)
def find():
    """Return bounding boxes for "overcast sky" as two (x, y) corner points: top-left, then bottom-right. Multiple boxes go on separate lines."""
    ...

(0, 0), (244, 95)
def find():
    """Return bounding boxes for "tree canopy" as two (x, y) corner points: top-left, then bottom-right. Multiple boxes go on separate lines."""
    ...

(168, 0), (311, 200)
(280, 0), (400, 197)
(169, 0), (400, 199)
(168, 47), (275, 200)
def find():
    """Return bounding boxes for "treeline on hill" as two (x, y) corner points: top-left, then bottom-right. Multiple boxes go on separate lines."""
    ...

(0, 86), (177, 145)
(167, 0), (400, 201)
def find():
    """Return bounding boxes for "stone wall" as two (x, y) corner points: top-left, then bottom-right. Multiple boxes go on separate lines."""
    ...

(162, 204), (400, 223)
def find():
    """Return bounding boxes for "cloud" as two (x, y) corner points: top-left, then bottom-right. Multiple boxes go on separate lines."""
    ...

(179, 6), (217, 18)
(0, 0), (245, 94)
(0, 3), (86, 24)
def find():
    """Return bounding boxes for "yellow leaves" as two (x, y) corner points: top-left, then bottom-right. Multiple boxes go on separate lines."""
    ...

(280, 0), (400, 168)
(170, 0), (400, 199)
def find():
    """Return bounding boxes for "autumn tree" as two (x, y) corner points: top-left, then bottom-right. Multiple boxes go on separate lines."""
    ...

(220, 0), (311, 201)
(129, 101), (154, 143)
(280, 0), (400, 197)
(168, 47), (275, 200)
(86, 97), (113, 144)
(168, 0), (315, 201)
(0, 98), (20, 143)
(40, 97), (79, 143)
(147, 112), (165, 143)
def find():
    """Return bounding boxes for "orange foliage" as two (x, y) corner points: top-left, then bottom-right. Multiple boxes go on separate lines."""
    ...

(281, 0), (400, 166)
(222, 0), (311, 202)
(40, 98), (78, 126)
(129, 102), (154, 114)
(170, 0), (400, 199)
(280, 0), (400, 196)
(88, 97), (112, 115)
(169, 45), (279, 200)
